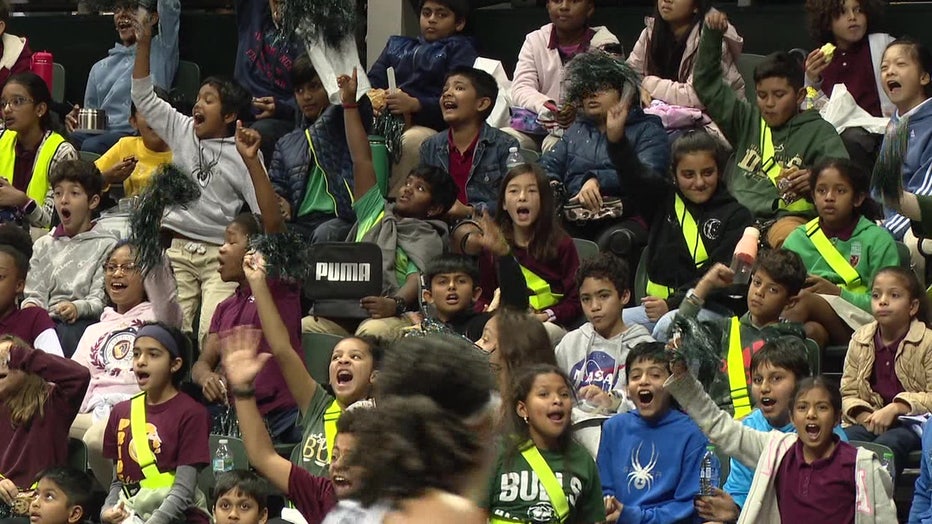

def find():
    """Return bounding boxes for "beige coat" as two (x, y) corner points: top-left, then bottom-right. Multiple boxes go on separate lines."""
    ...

(841, 319), (932, 425)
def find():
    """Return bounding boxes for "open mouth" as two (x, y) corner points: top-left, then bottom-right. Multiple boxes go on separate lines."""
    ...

(547, 410), (566, 423)
(3, 118), (14, 128)
(336, 369), (353, 385)
(637, 390), (654, 405)
(760, 397), (776, 408)
(59, 208), (72, 221)
(331, 474), (351, 488)
(136, 371), (150, 385)
(117, 18), (133, 30)
(0, 371), (8, 380)
(444, 293), (459, 304)
(193, 113), (206, 125)
(441, 100), (458, 111)
(110, 281), (127, 291)
(805, 423), (821, 439)
(515, 206), (531, 220)
(887, 80), (902, 92)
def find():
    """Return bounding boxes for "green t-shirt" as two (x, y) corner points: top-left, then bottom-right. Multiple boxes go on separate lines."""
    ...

(297, 163), (335, 217)
(353, 187), (419, 287)
(484, 441), (605, 524)
(289, 386), (335, 476)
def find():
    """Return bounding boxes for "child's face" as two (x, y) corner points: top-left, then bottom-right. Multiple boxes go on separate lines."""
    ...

(330, 433), (365, 500)
(28, 478), (83, 524)
(871, 272), (919, 333)
(755, 77), (803, 128)
(791, 386), (840, 456)
(477, 315), (499, 353)
(105, 245), (145, 311)
(295, 76), (329, 123)
(1, 81), (43, 134)
(657, 0), (697, 26)
(419, 1), (464, 42)
(130, 111), (168, 152)
(503, 172), (541, 230)
(133, 337), (181, 393)
(53, 181), (100, 237)
(440, 74), (488, 125)
(268, 0), (282, 25)
(751, 362), (797, 428)
(193, 84), (235, 140)
(113, 6), (137, 45)
(426, 271), (480, 321)
(547, 0), (594, 35)
(831, 0), (867, 49)
(213, 488), (268, 524)
(218, 223), (249, 283)
(579, 276), (628, 338)
(0, 252), (24, 316)
(881, 44), (931, 113)
(627, 357), (673, 422)
(812, 166), (863, 229)
(747, 269), (793, 324)
(582, 86), (621, 123)
(329, 339), (375, 405)
(675, 151), (719, 205)
(516, 372), (571, 448)
(395, 175), (440, 218)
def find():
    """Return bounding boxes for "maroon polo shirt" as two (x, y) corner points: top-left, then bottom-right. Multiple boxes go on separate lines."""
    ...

(448, 130), (480, 205)
(0, 306), (56, 348)
(13, 139), (38, 192)
(821, 39), (883, 117)
(776, 437), (857, 524)
(819, 217), (858, 241)
(870, 328), (907, 405)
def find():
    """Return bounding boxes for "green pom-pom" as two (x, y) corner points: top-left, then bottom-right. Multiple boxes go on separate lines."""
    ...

(373, 112), (405, 164)
(669, 314), (725, 378)
(562, 50), (641, 107)
(277, 0), (357, 49)
(249, 231), (311, 282)
(872, 118), (910, 202)
(130, 163), (201, 273)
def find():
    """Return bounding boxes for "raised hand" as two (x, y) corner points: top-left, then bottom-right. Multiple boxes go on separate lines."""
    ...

(605, 99), (631, 144)
(242, 250), (268, 284)
(805, 48), (831, 85)
(337, 68), (358, 107)
(235, 120), (262, 161)
(474, 211), (510, 256)
(220, 326), (270, 389)
(704, 9), (729, 31)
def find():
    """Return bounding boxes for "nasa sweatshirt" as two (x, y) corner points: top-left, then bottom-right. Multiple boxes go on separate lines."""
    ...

(596, 409), (707, 524)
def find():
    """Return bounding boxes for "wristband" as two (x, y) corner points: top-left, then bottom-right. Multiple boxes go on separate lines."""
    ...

(544, 309), (556, 323)
(685, 288), (705, 308)
(21, 199), (36, 215)
(231, 386), (256, 399)
(392, 296), (407, 316)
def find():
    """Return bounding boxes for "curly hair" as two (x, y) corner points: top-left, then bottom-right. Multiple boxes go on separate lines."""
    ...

(576, 252), (630, 296)
(347, 395), (482, 507)
(805, 0), (884, 44)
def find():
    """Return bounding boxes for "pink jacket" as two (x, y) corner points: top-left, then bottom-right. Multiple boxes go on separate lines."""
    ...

(511, 23), (619, 115)
(627, 17), (745, 109)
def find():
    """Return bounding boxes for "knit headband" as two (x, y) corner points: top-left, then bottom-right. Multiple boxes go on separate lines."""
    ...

(135, 324), (181, 358)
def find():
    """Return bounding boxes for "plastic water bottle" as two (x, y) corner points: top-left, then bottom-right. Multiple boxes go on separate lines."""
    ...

(881, 451), (895, 482)
(212, 439), (233, 475)
(729, 227), (760, 286)
(505, 147), (525, 170)
(699, 445), (721, 496)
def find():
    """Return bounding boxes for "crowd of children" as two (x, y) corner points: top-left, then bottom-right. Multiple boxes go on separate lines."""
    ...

(4, 0), (932, 521)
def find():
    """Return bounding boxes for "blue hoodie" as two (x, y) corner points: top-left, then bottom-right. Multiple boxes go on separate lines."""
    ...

(84, 0), (180, 133)
(597, 408), (706, 524)
(882, 97), (932, 239)
(233, 0), (301, 122)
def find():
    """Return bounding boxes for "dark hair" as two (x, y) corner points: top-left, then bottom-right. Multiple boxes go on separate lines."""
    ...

(576, 252), (629, 296)
(599, 42), (625, 57)
(754, 52), (804, 93)
(376, 334), (494, 419)
(103, 241), (145, 306)
(805, 0), (884, 44)
(495, 307), (557, 407)
(212, 470), (271, 513)
(646, 0), (710, 79)
(425, 253), (480, 288)
(750, 337), (811, 380)
(200, 76), (252, 136)
(794, 375), (842, 416)
(808, 157), (883, 221)
(419, 0), (469, 21)
(291, 54), (320, 88)
(49, 159), (105, 198)
(884, 38), (932, 98)
(5, 72), (54, 132)
(138, 320), (191, 386)
(443, 66), (498, 120)
(35, 467), (93, 510)
(753, 249), (807, 297)
(0, 0), (9, 23)
(496, 164), (567, 262)
(873, 266), (931, 324)
(0, 222), (33, 278)
(408, 165), (458, 217)
(348, 395), (481, 506)
(130, 86), (171, 118)
(344, 334), (385, 369)
(230, 212), (263, 238)
(670, 129), (727, 179)
(625, 341), (671, 378)
(507, 364), (574, 453)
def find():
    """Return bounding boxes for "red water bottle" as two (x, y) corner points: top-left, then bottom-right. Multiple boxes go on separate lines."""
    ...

(31, 51), (54, 91)
(730, 227), (760, 285)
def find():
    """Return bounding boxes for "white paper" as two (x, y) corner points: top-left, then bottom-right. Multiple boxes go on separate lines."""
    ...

(305, 35), (372, 105)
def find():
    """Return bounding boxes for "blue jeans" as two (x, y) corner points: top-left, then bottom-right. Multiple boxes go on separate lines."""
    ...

(622, 305), (656, 334)
(844, 423), (920, 478)
(289, 213), (354, 243)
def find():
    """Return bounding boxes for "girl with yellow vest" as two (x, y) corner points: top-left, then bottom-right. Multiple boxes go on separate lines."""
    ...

(0, 72), (76, 228)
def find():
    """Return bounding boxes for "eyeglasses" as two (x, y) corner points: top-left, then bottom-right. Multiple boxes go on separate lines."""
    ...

(0, 97), (34, 110)
(103, 262), (139, 274)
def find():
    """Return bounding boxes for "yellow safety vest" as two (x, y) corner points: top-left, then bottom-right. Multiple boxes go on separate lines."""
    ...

(760, 119), (813, 214)
(323, 399), (343, 463)
(804, 218), (867, 294)
(489, 441), (570, 524)
(646, 194), (709, 299)
(130, 393), (175, 489)
(726, 317), (753, 419)
(520, 265), (563, 311)
(0, 130), (66, 204)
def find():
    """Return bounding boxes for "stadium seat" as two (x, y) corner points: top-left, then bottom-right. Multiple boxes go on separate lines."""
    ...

(196, 435), (249, 495)
(52, 63), (65, 102)
(302, 332), (342, 385)
(736, 53), (766, 102)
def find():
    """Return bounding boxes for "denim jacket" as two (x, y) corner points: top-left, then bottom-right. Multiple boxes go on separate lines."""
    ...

(419, 124), (518, 213)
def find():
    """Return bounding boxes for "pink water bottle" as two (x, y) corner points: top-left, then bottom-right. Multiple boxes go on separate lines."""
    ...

(730, 227), (760, 285)
(31, 51), (54, 92)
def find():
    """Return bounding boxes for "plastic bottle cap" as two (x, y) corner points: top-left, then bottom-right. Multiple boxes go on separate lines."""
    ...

(742, 227), (759, 239)
(508, 146), (518, 153)
(219, 439), (229, 444)
(706, 444), (715, 451)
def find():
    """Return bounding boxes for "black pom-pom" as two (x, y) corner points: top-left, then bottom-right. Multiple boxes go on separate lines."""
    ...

(130, 164), (201, 273)
(373, 112), (405, 165)
(276, 0), (357, 50)
(872, 118), (910, 202)
(563, 50), (641, 107)
(249, 231), (311, 282)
